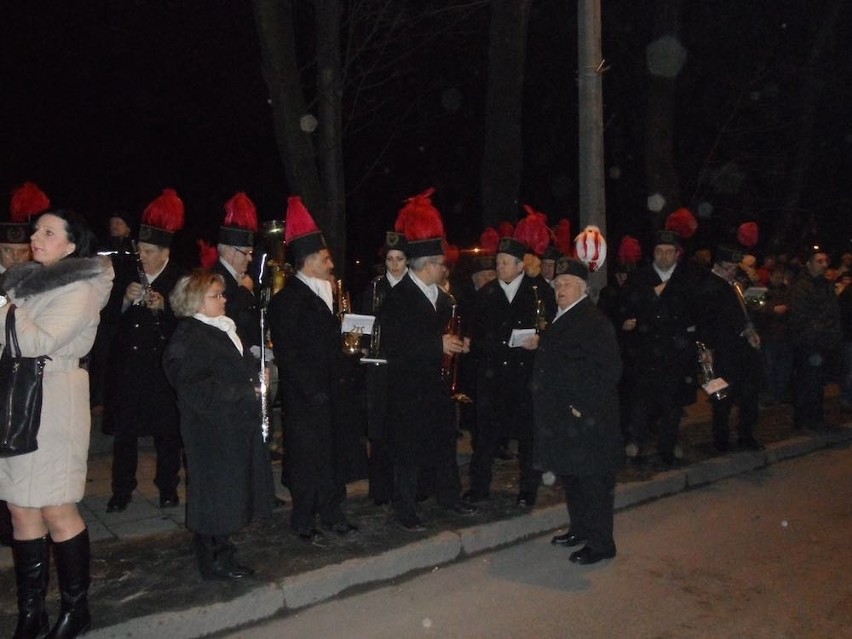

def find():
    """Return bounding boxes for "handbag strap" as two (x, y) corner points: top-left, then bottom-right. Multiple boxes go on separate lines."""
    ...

(5, 304), (21, 358)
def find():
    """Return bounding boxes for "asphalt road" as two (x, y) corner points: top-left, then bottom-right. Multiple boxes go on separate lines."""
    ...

(218, 444), (852, 639)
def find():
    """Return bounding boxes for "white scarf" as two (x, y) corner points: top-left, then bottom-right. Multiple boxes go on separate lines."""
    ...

(194, 313), (243, 355)
(296, 271), (334, 313)
(386, 268), (407, 288)
(653, 263), (676, 283)
(410, 270), (439, 310)
(499, 272), (524, 303)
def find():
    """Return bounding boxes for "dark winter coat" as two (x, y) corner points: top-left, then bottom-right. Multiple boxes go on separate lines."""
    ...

(788, 271), (842, 351)
(472, 275), (556, 439)
(163, 318), (273, 535)
(531, 297), (623, 477)
(619, 262), (698, 406)
(380, 273), (455, 465)
(104, 259), (185, 436)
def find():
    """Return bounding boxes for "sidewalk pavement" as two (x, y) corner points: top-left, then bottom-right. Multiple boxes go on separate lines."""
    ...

(1, 395), (851, 639)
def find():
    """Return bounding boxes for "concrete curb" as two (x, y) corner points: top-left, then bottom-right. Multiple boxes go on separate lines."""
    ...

(84, 425), (852, 638)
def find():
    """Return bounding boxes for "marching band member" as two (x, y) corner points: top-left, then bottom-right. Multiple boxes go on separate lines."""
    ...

(104, 189), (187, 513)
(267, 196), (357, 546)
(379, 188), (475, 532)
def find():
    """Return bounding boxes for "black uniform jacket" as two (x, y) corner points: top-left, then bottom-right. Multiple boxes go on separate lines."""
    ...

(380, 273), (455, 465)
(695, 271), (757, 385)
(471, 275), (556, 438)
(163, 318), (273, 536)
(531, 297), (623, 477)
(104, 259), (185, 436)
(619, 262), (697, 406)
(212, 260), (261, 351)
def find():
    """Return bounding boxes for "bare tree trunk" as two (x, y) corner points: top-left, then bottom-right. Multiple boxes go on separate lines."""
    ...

(315, 0), (346, 274)
(578, 0), (606, 298)
(775, 0), (845, 248)
(251, 0), (324, 219)
(480, 0), (532, 228)
(644, 0), (683, 231)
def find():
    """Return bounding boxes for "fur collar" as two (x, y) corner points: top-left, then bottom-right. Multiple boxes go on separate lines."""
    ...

(0, 257), (110, 299)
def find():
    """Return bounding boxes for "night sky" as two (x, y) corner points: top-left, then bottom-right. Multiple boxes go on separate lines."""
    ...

(2, 1), (850, 273)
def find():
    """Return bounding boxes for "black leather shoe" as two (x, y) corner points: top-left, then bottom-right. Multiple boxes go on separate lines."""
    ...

(444, 501), (477, 516)
(159, 492), (180, 508)
(297, 528), (328, 547)
(551, 531), (586, 547)
(738, 437), (765, 451)
(201, 560), (254, 581)
(569, 545), (616, 565)
(394, 517), (427, 532)
(516, 492), (537, 508)
(326, 522), (359, 536)
(106, 495), (130, 513)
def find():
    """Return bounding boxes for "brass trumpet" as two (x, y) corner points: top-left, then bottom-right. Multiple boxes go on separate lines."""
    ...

(442, 296), (471, 403)
(337, 278), (362, 355)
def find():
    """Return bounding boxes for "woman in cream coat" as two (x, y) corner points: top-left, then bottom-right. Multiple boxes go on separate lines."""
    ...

(0, 209), (113, 639)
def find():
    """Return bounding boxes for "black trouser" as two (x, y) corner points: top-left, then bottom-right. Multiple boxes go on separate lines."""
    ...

(392, 437), (461, 523)
(793, 346), (831, 429)
(626, 386), (683, 459)
(284, 404), (346, 534)
(560, 473), (616, 554)
(368, 438), (394, 503)
(469, 432), (540, 497)
(712, 347), (761, 445)
(111, 432), (181, 498)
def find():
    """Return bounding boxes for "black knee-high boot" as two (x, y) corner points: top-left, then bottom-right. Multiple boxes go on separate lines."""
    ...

(46, 529), (91, 639)
(12, 536), (50, 639)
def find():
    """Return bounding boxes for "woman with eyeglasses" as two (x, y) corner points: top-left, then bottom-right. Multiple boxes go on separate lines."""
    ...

(163, 269), (273, 581)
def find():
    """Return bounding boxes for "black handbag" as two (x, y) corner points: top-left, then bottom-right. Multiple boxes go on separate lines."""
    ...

(0, 305), (51, 457)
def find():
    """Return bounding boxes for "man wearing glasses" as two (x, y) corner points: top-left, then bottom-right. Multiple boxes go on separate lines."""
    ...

(213, 193), (262, 352)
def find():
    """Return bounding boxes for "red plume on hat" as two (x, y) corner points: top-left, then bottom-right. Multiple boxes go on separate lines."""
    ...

(737, 221), (759, 248)
(522, 204), (548, 226)
(514, 207), (551, 256)
(553, 219), (572, 256)
(397, 188), (445, 241)
(197, 239), (218, 268)
(480, 227), (500, 256)
(665, 207), (698, 239)
(223, 192), (259, 231)
(497, 221), (514, 238)
(142, 188), (185, 232)
(285, 196), (320, 242)
(617, 235), (642, 266)
(10, 182), (51, 220)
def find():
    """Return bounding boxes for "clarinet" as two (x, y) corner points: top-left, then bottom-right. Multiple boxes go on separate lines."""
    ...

(131, 240), (163, 340)
(257, 253), (270, 442)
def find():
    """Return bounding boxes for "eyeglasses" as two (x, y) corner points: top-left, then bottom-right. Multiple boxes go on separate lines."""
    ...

(233, 247), (254, 257)
(205, 293), (226, 300)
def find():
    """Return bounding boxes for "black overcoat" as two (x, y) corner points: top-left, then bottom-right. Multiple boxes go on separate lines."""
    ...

(380, 273), (455, 465)
(104, 259), (185, 436)
(531, 297), (623, 476)
(472, 275), (556, 439)
(212, 260), (261, 351)
(163, 318), (273, 535)
(619, 262), (698, 406)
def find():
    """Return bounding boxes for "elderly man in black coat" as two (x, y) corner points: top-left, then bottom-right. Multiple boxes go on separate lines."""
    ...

(532, 258), (622, 565)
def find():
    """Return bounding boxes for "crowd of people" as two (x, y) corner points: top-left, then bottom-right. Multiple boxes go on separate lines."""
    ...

(0, 181), (849, 638)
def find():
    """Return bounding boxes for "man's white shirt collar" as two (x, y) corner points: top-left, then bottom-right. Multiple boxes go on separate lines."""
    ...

(410, 271), (439, 309)
(498, 272), (524, 303)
